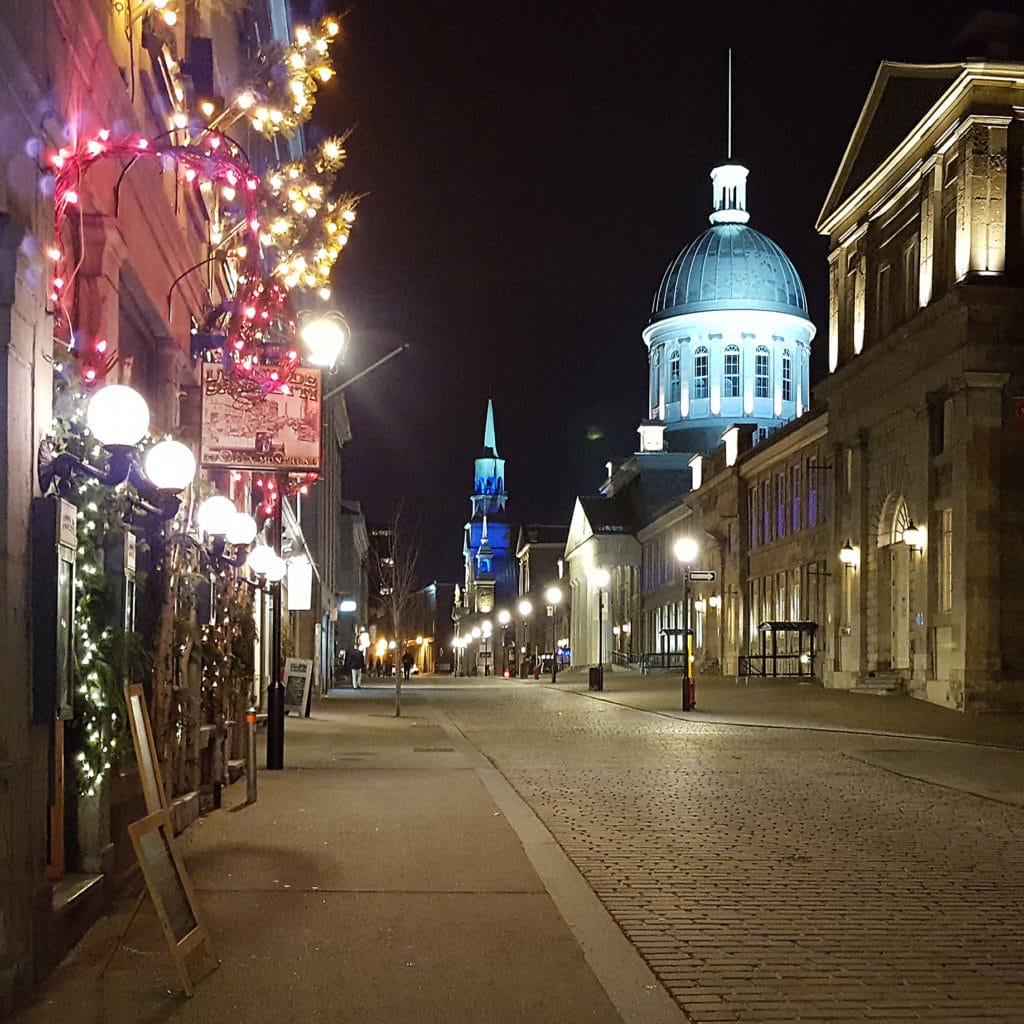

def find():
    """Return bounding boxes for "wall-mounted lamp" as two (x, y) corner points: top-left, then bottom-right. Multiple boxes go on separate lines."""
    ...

(708, 595), (721, 610)
(902, 520), (925, 555)
(298, 310), (349, 369)
(839, 540), (859, 570)
(38, 384), (194, 518)
(247, 542), (287, 583)
(196, 495), (255, 569)
(694, 598), (707, 614)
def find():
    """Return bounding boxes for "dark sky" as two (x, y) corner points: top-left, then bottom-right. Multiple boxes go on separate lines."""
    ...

(313, 0), (1008, 583)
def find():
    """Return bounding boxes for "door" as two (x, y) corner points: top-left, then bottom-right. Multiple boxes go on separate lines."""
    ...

(891, 543), (910, 669)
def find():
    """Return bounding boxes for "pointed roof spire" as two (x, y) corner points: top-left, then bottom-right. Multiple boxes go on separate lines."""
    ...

(483, 399), (498, 456)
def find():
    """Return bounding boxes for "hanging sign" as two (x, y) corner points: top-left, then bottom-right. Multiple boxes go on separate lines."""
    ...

(200, 365), (322, 471)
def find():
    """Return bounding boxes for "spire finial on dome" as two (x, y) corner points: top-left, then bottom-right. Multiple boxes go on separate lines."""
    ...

(709, 50), (750, 225)
(483, 399), (498, 456)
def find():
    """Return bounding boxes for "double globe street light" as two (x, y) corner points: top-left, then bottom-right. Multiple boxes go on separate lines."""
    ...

(39, 383), (197, 517)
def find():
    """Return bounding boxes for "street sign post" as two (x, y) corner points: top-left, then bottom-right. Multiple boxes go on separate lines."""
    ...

(688, 569), (716, 582)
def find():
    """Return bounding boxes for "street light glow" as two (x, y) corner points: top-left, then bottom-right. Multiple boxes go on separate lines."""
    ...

(589, 568), (610, 589)
(299, 311), (348, 368)
(673, 537), (699, 564)
(518, 599), (532, 617)
(545, 586), (563, 605)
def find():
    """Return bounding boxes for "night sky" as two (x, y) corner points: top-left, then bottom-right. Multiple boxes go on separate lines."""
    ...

(312, 0), (1009, 583)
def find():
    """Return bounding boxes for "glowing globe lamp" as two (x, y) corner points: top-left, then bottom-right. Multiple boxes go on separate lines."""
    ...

(143, 439), (196, 491)
(545, 586), (563, 605)
(225, 512), (259, 546)
(263, 553), (287, 583)
(86, 384), (150, 447)
(673, 537), (699, 564)
(518, 599), (532, 617)
(197, 495), (237, 536)
(590, 568), (610, 589)
(299, 313), (348, 368)
(247, 544), (277, 576)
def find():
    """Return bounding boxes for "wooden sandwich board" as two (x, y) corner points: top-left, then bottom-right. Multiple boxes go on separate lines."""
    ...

(127, 809), (216, 997)
(113, 684), (218, 995)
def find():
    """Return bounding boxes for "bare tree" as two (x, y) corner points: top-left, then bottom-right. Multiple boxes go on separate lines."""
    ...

(371, 502), (421, 716)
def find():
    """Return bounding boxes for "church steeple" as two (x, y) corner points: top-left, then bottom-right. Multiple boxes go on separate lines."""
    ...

(471, 399), (507, 518)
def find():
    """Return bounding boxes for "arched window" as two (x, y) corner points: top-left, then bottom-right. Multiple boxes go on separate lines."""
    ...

(755, 346), (770, 399)
(667, 350), (681, 404)
(692, 346), (709, 400)
(782, 350), (793, 402)
(723, 345), (740, 398)
(650, 348), (662, 412)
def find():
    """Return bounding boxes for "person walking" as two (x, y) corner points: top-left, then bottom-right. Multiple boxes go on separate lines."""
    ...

(401, 651), (414, 680)
(348, 646), (365, 689)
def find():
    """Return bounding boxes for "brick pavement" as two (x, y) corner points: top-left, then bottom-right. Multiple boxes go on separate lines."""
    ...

(436, 683), (1024, 1023)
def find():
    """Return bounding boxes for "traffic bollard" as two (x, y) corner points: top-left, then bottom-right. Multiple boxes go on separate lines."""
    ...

(246, 706), (258, 804)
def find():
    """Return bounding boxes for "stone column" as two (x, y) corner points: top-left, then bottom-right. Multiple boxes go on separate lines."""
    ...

(0, 213), (57, 1007)
(956, 117), (1010, 279)
(954, 372), (1009, 702)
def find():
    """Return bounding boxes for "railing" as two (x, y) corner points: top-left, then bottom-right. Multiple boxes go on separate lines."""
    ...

(640, 652), (687, 674)
(738, 653), (815, 678)
(611, 649), (639, 669)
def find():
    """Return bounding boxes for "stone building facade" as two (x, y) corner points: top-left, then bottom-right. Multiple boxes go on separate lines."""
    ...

(816, 60), (1024, 709)
(568, 58), (1024, 713)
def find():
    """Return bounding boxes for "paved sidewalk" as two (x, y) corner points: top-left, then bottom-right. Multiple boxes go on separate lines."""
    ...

(11, 695), (680, 1024)
(546, 669), (1024, 748)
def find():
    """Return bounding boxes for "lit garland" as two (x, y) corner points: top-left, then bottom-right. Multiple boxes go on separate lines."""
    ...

(254, 137), (359, 293)
(48, 130), (263, 384)
(232, 16), (341, 139)
(50, 361), (147, 796)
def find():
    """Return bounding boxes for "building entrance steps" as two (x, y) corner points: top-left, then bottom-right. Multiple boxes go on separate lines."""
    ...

(11, 695), (683, 1024)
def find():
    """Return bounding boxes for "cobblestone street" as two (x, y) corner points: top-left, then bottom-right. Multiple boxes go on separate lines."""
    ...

(435, 683), (1024, 1023)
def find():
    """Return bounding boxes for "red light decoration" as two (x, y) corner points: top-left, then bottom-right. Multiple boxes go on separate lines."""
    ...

(48, 129), (305, 395)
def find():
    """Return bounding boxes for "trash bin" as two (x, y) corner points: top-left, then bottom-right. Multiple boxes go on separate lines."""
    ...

(588, 666), (604, 692)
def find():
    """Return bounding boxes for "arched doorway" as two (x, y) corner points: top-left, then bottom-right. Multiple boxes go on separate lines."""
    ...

(877, 495), (911, 671)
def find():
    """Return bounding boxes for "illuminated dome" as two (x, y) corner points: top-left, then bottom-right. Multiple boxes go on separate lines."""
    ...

(639, 162), (816, 456)
(651, 223), (808, 323)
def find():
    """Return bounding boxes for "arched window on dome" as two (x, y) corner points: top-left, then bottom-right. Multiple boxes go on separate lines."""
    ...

(668, 350), (681, 404)
(723, 345), (740, 398)
(782, 351), (793, 402)
(650, 348), (662, 413)
(755, 346), (770, 399)
(692, 346), (709, 400)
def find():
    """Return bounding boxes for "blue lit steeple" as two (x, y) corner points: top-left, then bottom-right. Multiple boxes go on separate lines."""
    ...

(471, 399), (507, 518)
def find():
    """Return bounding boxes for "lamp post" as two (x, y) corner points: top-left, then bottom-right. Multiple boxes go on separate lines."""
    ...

(497, 609), (511, 675)
(673, 537), (698, 711)
(545, 585), (562, 683)
(589, 569), (609, 691)
(517, 599), (532, 676)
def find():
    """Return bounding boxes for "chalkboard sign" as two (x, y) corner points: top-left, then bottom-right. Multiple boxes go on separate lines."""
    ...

(283, 657), (313, 715)
(128, 809), (216, 996)
(125, 684), (167, 815)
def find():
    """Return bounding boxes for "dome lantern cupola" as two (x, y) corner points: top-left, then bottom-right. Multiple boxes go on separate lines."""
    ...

(709, 164), (750, 225)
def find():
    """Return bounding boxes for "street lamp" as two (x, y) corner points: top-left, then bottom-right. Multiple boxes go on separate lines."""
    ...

(517, 598), (532, 675)
(673, 536), (698, 711)
(298, 310), (348, 369)
(589, 568), (609, 691)
(497, 609), (511, 675)
(38, 384), (192, 518)
(545, 585), (563, 683)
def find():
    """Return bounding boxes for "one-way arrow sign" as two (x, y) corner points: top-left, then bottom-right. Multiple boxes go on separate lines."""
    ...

(687, 570), (716, 582)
